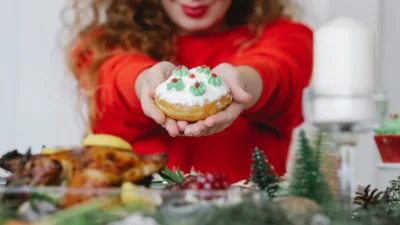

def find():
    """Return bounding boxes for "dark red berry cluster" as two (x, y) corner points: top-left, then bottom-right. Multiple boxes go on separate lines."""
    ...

(167, 173), (230, 191)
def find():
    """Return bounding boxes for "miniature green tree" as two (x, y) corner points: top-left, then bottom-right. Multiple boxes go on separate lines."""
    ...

(250, 147), (280, 198)
(288, 130), (334, 205)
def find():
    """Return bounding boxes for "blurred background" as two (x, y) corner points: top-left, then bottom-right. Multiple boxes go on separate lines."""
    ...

(0, 0), (398, 190)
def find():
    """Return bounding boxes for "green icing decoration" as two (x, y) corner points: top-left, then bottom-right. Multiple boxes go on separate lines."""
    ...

(189, 82), (206, 96)
(172, 65), (189, 77)
(195, 65), (211, 75)
(167, 78), (185, 91)
(375, 113), (400, 135)
(208, 76), (222, 87)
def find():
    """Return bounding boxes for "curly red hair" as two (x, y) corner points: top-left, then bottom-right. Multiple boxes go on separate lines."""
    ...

(61, 0), (293, 131)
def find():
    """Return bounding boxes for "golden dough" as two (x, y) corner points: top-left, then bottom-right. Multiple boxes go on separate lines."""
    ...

(155, 93), (232, 122)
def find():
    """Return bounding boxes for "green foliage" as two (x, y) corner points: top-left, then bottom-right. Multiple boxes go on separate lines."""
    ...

(0, 201), (21, 225)
(153, 167), (202, 189)
(29, 192), (59, 212)
(250, 147), (280, 198)
(201, 200), (295, 225)
(288, 130), (334, 205)
(159, 167), (186, 185)
(37, 196), (147, 225)
(383, 177), (400, 211)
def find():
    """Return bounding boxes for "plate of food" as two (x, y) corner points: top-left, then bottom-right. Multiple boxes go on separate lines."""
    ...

(0, 134), (275, 225)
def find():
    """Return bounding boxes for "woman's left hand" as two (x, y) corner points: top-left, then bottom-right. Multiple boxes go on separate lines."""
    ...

(183, 63), (252, 136)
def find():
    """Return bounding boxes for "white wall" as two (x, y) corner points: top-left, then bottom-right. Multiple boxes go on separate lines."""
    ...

(381, 0), (400, 112)
(1, 0), (399, 189)
(1, 0), (84, 154)
(0, 1), (18, 152)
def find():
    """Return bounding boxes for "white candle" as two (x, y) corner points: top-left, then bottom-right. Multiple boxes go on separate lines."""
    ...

(312, 17), (376, 95)
(313, 98), (376, 123)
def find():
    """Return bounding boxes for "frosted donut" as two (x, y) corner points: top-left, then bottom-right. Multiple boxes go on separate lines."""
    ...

(154, 65), (232, 122)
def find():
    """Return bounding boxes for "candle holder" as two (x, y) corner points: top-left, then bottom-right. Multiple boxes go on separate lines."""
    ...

(302, 88), (388, 210)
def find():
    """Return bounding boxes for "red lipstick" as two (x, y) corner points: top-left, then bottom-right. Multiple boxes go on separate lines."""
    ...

(181, 5), (209, 18)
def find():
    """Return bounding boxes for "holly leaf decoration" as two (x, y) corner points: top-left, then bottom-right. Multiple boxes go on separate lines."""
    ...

(172, 65), (189, 77)
(195, 65), (211, 75)
(167, 78), (185, 91)
(208, 74), (222, 87)
(189, 81), (206, 96)
(190, 170), (200, 176)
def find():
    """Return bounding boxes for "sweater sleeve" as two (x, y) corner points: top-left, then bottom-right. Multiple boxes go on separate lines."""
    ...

(91, 53), (159, 143)
(231, 20), (313, 137)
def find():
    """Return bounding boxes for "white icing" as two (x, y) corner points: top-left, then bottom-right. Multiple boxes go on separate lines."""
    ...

(155, 67), (230, 106)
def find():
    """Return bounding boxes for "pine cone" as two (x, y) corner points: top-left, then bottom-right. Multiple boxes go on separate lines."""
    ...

(353, 185), (384, 209)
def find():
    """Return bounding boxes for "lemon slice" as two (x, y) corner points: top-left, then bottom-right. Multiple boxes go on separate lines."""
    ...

(121, 182), (162, 206)
(82, 134), (132, 151)
(41, 146), (70, 155)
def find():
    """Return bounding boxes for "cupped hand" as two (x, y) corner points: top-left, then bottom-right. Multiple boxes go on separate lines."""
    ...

(137, 61), (188, 137)
(183, 63), (252, 136)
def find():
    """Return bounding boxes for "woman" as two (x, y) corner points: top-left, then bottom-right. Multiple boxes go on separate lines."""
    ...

(66, 0), (313, 182)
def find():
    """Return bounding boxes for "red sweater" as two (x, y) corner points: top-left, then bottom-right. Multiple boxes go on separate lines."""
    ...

(91, 19), (313, 183)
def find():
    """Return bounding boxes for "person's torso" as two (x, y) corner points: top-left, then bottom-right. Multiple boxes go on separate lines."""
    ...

(131, 26), (291, 182)
(132, 117), (287, 183)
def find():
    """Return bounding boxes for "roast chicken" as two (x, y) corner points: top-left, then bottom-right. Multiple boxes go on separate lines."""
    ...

(0, 147), (167, 207)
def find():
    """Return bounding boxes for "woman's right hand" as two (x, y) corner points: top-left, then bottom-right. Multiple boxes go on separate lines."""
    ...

(135, 61), (188, 137)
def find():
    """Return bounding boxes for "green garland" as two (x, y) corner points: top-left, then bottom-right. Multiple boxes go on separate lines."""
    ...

(4, 130), (400, 225)
(200, 200), (295, 225)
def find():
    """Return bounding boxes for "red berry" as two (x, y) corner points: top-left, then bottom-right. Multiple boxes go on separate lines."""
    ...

(176, 65), (182, 70)
(201, 65), (207, 68)
(194, 82), (200, 88)
(390, 113), (398, 119)
(211, 73), (217, 78)
(188, 74), (196, 79)
(181, 173), (230, 191)
(166, 173), (230, 200)
(172, 78), (178, 83)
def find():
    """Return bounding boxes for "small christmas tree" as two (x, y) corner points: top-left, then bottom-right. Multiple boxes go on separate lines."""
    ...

(250, 147), (280, 198)
(288, 130), (333, 205)
(384, 176), (400, 211)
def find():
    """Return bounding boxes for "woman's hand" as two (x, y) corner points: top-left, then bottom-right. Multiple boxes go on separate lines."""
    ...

(135, 61), (188, 137)
(183, 63), (252, 136)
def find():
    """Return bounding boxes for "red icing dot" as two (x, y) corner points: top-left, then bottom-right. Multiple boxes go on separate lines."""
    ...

(189, 74), (196, 79)
(176, 65), (182, 70)
(201, 65), (207, 68)
(195, 82), (200, 88)
(211, 73), (217, 78)
(172, 78), (178, 83)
